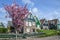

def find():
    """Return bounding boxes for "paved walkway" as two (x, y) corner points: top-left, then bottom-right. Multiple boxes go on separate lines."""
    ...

(0, 36), (60, 40)
(21, 36), (60, 40)
(33, 36), (60, 40)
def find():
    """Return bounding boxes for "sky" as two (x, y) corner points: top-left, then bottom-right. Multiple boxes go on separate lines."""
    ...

(0, 0), (60, 27)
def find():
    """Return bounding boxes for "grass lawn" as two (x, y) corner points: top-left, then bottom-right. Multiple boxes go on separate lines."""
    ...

(36, 29), (60, 37)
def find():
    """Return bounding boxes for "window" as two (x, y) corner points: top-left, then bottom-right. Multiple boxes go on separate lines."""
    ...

(26, 28), (30, 32)
(31, 15), (33, 19)
(28, 15), (30, 18)
(26, 21), (28, 26)
(32, 22), (35, 26)
(33, 29), (35, 32)
(29, 22), (32, 26)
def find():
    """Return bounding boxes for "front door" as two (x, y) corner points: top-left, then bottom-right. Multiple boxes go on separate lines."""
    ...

(26, 28), (30, 32)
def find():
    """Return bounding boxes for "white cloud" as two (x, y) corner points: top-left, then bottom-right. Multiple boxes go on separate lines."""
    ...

(44, 9), (60, 20)
(30, 7), (41, 19)
(54, 10), (60, 19)
(0, 7), (12, 27)
(22, 0), (41, 18)
(29, 7), (47, 19)
(0, 7), (8, 18)
(29, 7), (60, 20)
(30, 7), (60, 20)
(32, 7), (39, 13)
(0, 7), (6, 13)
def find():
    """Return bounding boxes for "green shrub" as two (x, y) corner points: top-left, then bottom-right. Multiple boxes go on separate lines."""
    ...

(0, 28), (8, 33)
(57, 30), (60, 35)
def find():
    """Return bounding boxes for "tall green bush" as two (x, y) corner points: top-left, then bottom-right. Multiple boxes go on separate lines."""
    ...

(0, 28), (8, 33)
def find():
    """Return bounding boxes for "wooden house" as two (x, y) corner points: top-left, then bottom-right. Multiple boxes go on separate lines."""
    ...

(57, 20), (60, 30)
(7, 13), (36, 33)
(40, 19), (49, 29)
(24, 13), (36, 33)
(48, 19), (58, 29)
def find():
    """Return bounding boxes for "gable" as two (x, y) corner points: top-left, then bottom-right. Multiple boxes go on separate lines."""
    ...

(26, 13), (34, 19)
(24, 13), (35, 22)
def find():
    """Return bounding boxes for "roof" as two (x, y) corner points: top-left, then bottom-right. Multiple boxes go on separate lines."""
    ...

(48, 19), (59, 24)
(40, 19), (46, 24)
(24, 13), (35, 22)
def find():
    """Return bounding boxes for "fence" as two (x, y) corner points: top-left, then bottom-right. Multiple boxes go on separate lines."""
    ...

(0, 32), (45, 40)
